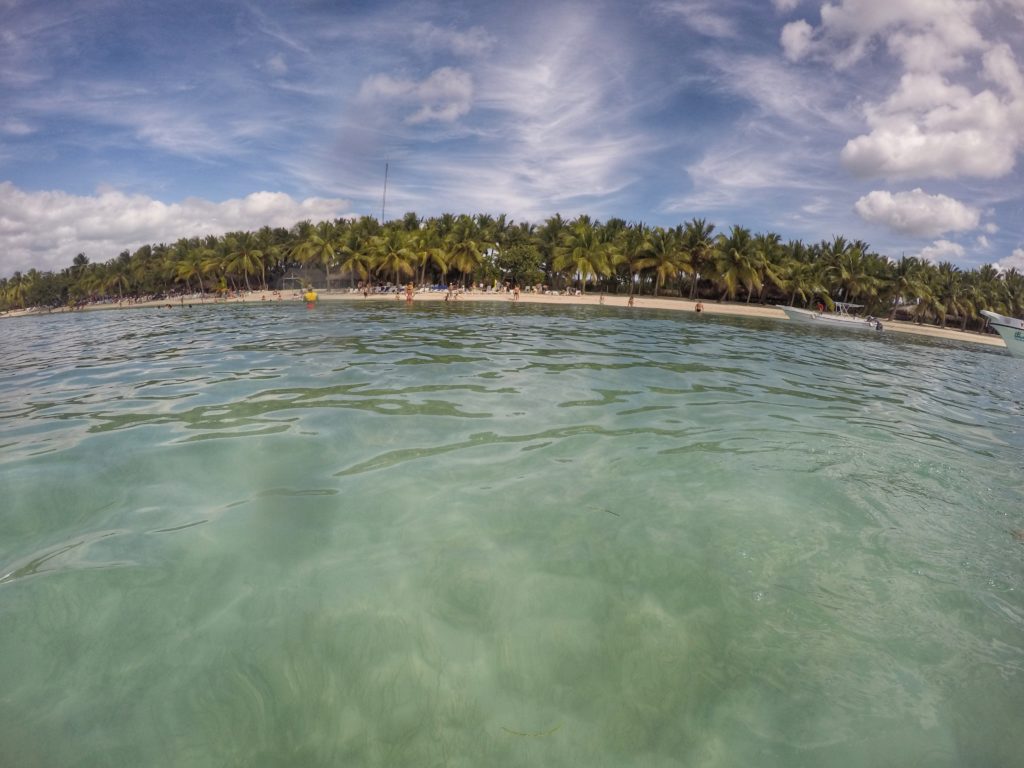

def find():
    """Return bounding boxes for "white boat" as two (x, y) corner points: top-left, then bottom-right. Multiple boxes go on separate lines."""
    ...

(781, 302), (883, 331)
(980, 310), (1024, 358)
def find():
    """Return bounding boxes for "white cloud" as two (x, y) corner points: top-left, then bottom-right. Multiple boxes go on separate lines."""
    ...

(785, 0), (1024, 181)
(781, 20), (814, 61)
(358, 67), (473, 124)
(265, 54), (288, 76)
(654, 1), (738, 38)
(840, 72), (1022, 179)
(0, 182), (349, 276)
(411, 23), (495, 57)
(432, 9), (653, 216)
(853, 188), (980, 236)
(774, 0), (802, 12)
(977, 234), (990, 248)
(796, 0), (984, 71)
(994, 247), (1024, 272)
(916, 239), (966, 264)
(670, 142), (836, 213)
(1, 118), (33, 135)
(706, 51), (852, 129)
(292, 6), (655, 223)
(989, 41), (1024, 88)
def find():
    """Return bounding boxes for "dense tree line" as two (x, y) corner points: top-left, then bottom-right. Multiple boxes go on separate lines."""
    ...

(3, 212), (1022, 331)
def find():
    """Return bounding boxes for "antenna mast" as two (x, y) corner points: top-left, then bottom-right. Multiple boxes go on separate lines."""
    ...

(381, 162), (389, 223)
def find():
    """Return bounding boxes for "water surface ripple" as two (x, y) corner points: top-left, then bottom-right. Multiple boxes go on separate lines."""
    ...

(2, 302), (1022, 767)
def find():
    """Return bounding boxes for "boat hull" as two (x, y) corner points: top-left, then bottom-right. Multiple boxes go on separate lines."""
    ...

(981, 310), (1024, 358)
(781, 306), (882, 331)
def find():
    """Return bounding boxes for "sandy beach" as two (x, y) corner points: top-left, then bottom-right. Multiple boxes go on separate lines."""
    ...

(2, 288), (1007, 350)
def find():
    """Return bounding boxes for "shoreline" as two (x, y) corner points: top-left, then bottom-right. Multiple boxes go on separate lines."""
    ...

(1, 288), (1007, 349)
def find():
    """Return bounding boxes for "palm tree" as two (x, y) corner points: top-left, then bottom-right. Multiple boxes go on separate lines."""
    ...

(681, 218), (715, 299)
(614, 222), (652, 297)
(77, 264), (107, 302)
(781, 240), (827, 307)
(828, 243), (881, 308)
(175, 254), (205, 296)
(299, 220), (341, 290)
(225, 231), (265, 292)
(971, 263), (1002, 312)
(335, 226), (373, 289)
(106, 256), (133, 301)
(199, 236), (230, 295)
(444, 215), (483, 287)
(931, 261), (968, 329)
(535, 214), (568, 288)
(409, 225), (447, 287)
(399, 211), (422, 231)
(5, 271), (30, 309)
(255, 226), (285, 288)
(882, 255), (926, 319)
(371, 228), (415, 286)
(713, 226), (759, 301)
(633, 225), (681, 297)
(999, 268), (1024, 317)
(553, 215), (611, 295)
(751, 232), (786, 303)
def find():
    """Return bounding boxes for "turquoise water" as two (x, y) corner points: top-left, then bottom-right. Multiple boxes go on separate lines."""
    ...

(2, 302), (1022, 767)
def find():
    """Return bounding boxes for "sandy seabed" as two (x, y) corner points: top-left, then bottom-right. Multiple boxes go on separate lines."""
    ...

(2, 288), (1007, 350)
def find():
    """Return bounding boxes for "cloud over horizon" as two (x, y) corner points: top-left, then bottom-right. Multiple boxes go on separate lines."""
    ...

(0, 183), (349, 274)
(854, 188), (980, 238)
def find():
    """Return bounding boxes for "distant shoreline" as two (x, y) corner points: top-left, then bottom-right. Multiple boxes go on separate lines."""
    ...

(2, 288), (1007, 350)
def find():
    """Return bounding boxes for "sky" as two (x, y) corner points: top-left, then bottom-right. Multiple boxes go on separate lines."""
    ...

(2, 0), (1023, 277)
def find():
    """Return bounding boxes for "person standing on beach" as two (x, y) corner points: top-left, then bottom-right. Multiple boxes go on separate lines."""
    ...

(405, 283), (414, 303)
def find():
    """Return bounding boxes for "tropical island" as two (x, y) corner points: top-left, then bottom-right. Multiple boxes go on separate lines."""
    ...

(1, 213), (1020, 339)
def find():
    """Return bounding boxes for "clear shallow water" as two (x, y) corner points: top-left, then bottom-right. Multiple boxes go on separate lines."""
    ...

(2, 302), (1023, 767)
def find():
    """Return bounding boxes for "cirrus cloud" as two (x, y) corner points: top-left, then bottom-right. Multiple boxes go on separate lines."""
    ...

(0, 182), (349, 276)
(853, 188), (980, 237)
(411, 23), (495, 57)
(358, 66), (473, 124)
(774, 0), (802, 12)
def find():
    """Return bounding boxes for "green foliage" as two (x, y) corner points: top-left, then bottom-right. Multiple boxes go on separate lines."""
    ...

(2, 211), (1022, 334)
(496, 242), (544, 287)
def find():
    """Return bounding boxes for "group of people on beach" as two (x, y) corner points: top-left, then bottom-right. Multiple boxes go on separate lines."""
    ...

(302, 280), (705, 315)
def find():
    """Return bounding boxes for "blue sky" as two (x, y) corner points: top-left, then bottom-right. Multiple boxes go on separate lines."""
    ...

(2, 0), (1023, 276)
